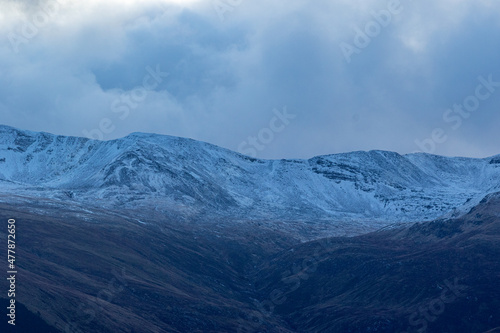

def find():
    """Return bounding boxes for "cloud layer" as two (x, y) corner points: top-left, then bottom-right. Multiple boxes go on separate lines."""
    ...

(1, 0), (500, 159)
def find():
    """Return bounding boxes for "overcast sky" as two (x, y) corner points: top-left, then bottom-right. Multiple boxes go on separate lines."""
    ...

(1, 0), (499, 159)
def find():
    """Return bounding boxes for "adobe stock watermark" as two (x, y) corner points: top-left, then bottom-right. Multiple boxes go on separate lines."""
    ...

(212, 0), (243, 22)
(339, 0), (403, 64)
(7, 0), (68, 54)
(83, 65), (169, 140)
(237, 106), (295, 158)
(415, 74), (500, 154)
(63, 268), (130, 333)
(401, 277), (467, 333)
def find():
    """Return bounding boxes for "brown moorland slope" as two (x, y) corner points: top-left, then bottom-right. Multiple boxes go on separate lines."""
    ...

(1, 192), (499, 332)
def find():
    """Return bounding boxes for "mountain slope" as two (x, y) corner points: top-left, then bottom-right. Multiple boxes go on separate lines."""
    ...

(1, 124), (500, 236)
(250, 191), (500, 332)
(1, 189), (499, 332)
(1, 125), (500, 332)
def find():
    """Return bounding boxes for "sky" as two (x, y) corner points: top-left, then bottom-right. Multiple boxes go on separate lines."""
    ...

(0, 0), (500, 159)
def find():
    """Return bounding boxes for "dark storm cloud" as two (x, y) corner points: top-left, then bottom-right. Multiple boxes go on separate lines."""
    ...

(0, 0), (499, 159)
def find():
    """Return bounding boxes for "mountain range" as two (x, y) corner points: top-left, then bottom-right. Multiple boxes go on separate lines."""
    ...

(0, 125), (499, 332)
(1, 124), (500, 239)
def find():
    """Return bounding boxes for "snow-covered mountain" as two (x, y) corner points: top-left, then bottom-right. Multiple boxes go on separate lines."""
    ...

(1, 124), (499, 235)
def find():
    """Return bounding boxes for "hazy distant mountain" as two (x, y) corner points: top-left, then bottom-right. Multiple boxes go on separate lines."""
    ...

(1, 124), (500, 238)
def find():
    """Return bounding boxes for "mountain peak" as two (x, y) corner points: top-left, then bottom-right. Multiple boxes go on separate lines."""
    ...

(1, 125), (500, 237)
(125, 131), (171, 140)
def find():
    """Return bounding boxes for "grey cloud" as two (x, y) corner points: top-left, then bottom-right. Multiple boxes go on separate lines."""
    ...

(0, 0), (499, 159)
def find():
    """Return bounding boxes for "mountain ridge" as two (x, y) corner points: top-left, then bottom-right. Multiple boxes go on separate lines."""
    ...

(1, 124), (500, 332)
(3, 123), (499, 161)
(1, 124), (499, 238)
